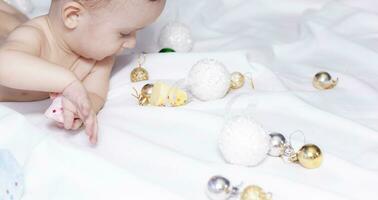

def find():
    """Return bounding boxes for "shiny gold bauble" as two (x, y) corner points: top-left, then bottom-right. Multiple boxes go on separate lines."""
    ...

(241, 185), (272, 200)
(131, 67), (149, 82)
(297, 144), (323, 169)
(138, 96), (149, 106)
(313, 72), (338, 90)
(141, 84), (154, 98)
(230, 72), (245, 90)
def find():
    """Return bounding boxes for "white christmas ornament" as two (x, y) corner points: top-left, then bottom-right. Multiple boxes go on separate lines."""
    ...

(187, 59), (231, 101)
(218, 116), (270, 166)
(158, 21), (193, 52)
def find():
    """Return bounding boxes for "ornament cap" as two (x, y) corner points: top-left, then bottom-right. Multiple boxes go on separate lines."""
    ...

(159, 48), (176, 53)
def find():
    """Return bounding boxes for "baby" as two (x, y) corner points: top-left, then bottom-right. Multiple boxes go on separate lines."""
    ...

(0, 1), (28, 43)
(0, 0), (166, 144)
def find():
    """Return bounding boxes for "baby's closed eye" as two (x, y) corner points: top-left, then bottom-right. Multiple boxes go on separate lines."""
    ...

(119, 32), (130, 38)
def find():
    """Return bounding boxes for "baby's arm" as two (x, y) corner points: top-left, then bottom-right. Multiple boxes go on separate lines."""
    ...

(0, 26), (78, 92)
(82, 56), (115, 113)
(0, 1), (28, 40)
(0, 25), (98, 141)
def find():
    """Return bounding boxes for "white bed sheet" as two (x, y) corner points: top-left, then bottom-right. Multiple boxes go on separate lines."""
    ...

(1, 0), (378, 200)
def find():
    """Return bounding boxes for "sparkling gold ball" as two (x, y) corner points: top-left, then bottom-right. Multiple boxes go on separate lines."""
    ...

(131, 67), (149, 82)
(230, 72), (245, 90)
(297, 144), (323, 169)
(141, 84), (154, 98)
(313, 72), (338, 90)
(241, 185), (272, 200)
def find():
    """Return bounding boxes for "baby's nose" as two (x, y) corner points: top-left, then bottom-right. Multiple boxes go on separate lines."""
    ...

(122, 33), (137, 49)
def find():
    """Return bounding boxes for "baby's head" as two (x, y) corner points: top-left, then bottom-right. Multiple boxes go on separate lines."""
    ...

(49, 0), (166, 60)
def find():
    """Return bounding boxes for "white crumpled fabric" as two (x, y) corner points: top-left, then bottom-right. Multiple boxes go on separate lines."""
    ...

(1, 0), (378, 199)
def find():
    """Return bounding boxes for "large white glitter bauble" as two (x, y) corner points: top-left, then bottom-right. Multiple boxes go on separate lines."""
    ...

(187, 59), (231, 101)
(159, 21), (193, 52)
(218, 116), (270, 166)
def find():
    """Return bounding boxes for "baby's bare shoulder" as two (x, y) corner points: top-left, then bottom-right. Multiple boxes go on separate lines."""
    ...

(1, 17), (47, 55)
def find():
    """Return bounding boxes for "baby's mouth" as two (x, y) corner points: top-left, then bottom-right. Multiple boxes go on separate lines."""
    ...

(116, 48), (125, 55)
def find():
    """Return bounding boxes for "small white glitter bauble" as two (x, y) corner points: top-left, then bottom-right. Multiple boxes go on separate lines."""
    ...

(187, 59), (231, 101)
(218, 116), (270, 166)
(159, 21), (194, 52)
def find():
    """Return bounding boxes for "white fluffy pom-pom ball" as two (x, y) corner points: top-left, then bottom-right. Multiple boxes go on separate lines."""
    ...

(159, 21), (194, 52)
(218, 116), (270, 166)
(187, 59), (231, 101)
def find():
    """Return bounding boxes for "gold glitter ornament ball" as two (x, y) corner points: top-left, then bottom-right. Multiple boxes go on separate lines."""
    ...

(230, 72), (245, 90)
(297, 144), (323, 169)
(241, 185), (272, 200)
(131, 67), (149, 82)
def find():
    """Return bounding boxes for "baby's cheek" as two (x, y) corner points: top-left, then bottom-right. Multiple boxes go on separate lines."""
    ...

(116, 46), (125, 55)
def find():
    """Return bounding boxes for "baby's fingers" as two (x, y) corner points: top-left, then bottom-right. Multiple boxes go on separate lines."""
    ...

(78, 100), (91, 118)
(72, 118), (83, 130)
(83, 112), (98, 145)
(90, 117), (98, 145)
(63, 110), (75, 130)
(55, 122), (64, 128)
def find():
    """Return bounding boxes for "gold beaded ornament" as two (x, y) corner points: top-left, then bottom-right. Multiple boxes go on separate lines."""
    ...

(130, 54), (149, 82)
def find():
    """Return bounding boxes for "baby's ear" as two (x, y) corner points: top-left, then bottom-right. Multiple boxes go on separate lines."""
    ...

(61, 1), (85, 29)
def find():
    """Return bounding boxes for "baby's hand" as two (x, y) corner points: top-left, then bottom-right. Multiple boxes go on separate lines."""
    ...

(62, 80), (92, 118)
(59, 97), (83, 130)
(61, 97), (98, 144)
(45, 95), (98, 144)
(62, 81), (98, 144)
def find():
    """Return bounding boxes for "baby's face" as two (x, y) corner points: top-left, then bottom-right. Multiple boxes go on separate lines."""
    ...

(69, 0), (166, 60)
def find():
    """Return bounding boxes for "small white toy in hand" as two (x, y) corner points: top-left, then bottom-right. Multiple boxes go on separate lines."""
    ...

(218, 116), (270, 166)
(0, 150), (24, 200)
(45, 95), (64, 123)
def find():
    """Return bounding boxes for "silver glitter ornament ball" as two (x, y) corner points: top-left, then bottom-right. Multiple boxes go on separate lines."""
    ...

(159, 21), (194, 52)
(268, 133), (287, 157)
(207, 176), (237, 200)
